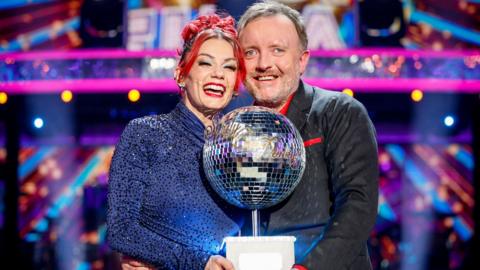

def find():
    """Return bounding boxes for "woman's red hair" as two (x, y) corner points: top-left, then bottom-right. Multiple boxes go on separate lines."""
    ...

(177, 15), (246, 92)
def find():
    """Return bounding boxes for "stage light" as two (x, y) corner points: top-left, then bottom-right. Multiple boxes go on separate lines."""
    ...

(360, 59), (375, 73)
(349, 55), (359, 64)
(33, 117), (44, 129)
(444, 115), (455, 127)
(411, 89), (423, 102)
(149, 58), (176, 70)
(61, 90), (73, 103)
(128, 89), (140, 102)
(414, 61), (423, 70)
(0, 92), (7, 104)
(342, 88), (354, 97)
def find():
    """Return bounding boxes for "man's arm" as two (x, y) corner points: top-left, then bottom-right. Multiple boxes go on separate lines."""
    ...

(310, 97), (379, 268)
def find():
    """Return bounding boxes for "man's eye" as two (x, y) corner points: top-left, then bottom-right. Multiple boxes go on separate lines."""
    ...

(245, 50), (257, 57)
(273, 48), (284, 54)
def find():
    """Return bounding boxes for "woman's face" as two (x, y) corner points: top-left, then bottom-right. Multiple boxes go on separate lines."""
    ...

(180, 38), (238, 122)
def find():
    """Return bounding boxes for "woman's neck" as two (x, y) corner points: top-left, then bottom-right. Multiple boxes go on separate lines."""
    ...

(196, 113), (213, 127)
(182, 100), (214, 127)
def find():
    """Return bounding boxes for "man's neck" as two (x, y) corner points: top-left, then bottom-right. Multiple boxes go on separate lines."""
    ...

(254, 92), (297, 113)
(254, 102), (283, 112)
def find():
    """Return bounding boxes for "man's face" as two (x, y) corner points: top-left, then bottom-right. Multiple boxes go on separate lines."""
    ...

(239, 14), (309, 110)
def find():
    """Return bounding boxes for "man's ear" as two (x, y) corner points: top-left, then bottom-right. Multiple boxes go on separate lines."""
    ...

(299, 50), (310, 75)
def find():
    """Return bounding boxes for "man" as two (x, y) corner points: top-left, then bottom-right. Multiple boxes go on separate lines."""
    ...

(236, 1), (379, 269)
(122, 1), (378, 269)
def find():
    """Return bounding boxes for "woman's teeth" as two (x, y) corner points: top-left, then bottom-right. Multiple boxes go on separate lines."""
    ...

(204, 84), (225, 97)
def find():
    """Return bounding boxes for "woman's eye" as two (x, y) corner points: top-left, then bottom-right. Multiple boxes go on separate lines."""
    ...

(225, 65), (237, 71)
(199, 61), (211, 66)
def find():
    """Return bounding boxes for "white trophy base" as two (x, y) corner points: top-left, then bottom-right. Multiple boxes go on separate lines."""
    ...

(224, 236), (296, 270)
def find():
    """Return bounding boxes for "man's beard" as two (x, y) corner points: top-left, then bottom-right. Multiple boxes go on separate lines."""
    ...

(245, 76), (299, 110)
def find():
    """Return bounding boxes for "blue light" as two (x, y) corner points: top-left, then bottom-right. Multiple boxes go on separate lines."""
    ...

(33, 117), (44, 129)
(35, 218), (49, 232)
(444, 116), (455, 127)
(0, 0), (52, 10)
(25, 233), (40, 242)
(127, 0), (142, 9)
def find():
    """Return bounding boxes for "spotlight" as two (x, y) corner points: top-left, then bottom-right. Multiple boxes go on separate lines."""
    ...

(61, 90), (73, 103)
(0, 92), (7, 104)
(342, 88), (354, 97)
(128, 89), (140, 102)
(411, 89), (423, 102)
(33, 117), (44, 129)
(444, 115), (455, 127)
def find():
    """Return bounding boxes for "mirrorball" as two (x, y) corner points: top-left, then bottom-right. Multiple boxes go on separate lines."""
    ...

(203, 106), (306, 210)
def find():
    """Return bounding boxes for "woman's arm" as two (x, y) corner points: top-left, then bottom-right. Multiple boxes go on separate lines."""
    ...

(107, 119), (210, 269)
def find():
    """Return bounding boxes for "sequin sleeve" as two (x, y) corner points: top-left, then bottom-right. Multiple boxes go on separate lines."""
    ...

(106, 118), (211, 269)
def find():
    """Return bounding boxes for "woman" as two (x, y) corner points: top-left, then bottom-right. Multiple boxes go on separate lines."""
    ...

(107, 15), (246, 270)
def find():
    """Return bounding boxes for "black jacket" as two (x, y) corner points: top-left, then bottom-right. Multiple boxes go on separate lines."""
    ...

(262, 81), (379, 270)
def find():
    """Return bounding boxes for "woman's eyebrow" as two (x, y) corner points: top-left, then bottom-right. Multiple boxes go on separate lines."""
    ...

(198, 53), (236, 63)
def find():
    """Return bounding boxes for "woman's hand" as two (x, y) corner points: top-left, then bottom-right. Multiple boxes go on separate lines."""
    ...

(205, 255), (235, 270)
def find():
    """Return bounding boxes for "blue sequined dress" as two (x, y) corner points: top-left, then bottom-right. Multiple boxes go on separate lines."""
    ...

(107, 102), (242, 269)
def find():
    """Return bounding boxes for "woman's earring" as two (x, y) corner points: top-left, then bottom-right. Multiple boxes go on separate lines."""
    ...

(178, 82), (185, 89)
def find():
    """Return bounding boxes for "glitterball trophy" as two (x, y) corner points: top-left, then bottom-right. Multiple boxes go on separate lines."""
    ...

(203, 106), (306, 270)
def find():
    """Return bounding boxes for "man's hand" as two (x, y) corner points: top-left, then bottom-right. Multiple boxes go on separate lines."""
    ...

(121, 255), (155, 270)
(204, 255), (235, 270)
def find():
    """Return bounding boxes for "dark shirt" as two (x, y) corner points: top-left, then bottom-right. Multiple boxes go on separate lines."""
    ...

(107, 102), (241, 269)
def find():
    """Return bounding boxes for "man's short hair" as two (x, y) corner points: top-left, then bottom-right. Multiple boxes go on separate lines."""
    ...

(237, 0), (308, 51)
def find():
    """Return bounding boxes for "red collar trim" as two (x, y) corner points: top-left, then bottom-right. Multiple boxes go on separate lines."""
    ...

(279, 92), (296, 115)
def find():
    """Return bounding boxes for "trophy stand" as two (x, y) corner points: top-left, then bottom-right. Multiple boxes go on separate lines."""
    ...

(224, 209), (296, 270)
(252, 209), (260, 236)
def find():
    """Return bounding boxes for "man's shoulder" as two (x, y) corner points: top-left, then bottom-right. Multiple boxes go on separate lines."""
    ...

(303, 83), (364, 113)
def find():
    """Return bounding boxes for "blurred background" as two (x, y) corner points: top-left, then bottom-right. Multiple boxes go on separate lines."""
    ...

(0, 0), (479, 269)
